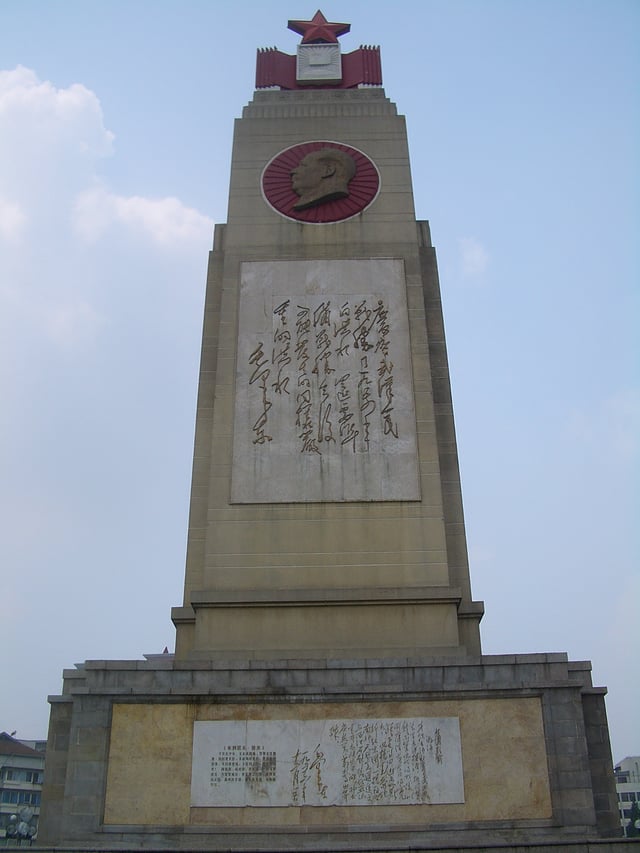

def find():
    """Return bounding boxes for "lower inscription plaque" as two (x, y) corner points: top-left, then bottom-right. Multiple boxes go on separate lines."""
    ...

(191, 717), (464, 807)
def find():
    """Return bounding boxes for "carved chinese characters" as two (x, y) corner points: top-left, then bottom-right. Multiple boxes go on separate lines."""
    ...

(231, 260), (420, 503)
(250, 296), (394, 453)
(191, 718), (464, 807)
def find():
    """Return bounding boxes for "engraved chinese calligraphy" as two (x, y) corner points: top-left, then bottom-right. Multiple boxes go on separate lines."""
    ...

(191, 717), (464, 807)
(247, 296), (398, 454)
(210, 745), (276, 794)
(329, 719), (439, 803)
(231, 260), (420, 503)
(291, 743), (328, 804)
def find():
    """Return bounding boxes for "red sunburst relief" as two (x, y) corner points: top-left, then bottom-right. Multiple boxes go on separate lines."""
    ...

(261, 141), (380, 223)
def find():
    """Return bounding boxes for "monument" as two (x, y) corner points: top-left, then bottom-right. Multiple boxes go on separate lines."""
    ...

(39, 11), (620, 850)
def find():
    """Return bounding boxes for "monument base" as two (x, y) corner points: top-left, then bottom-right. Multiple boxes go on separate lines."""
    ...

(39, 653), (620, 849)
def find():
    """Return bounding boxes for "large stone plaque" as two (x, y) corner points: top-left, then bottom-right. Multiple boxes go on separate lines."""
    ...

(191, 717), (464, 807)
(231, 259), (420, 502)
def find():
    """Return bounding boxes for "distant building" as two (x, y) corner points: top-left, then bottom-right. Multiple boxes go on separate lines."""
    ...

(0, 732), (45, 840)
(614, 756), (640, 837)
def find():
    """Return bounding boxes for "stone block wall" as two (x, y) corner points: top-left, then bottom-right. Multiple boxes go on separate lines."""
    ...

(39, 653), (620, 849)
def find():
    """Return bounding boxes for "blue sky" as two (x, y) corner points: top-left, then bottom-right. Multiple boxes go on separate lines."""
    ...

(1, 1), (638, 764)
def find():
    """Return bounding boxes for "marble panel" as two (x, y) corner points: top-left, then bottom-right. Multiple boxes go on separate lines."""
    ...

(231, 259), (420, 502)
(191, 716), (463, 807)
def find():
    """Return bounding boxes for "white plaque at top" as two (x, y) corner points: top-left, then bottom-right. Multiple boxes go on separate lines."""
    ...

(231, 259), (420, 503)
(191, 717), (464, 807)
(296, 44), (342, 84)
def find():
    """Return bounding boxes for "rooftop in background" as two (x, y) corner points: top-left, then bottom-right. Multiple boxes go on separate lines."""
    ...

(0, 732), (43, 758)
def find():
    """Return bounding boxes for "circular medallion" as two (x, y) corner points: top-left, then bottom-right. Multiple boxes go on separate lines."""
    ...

(261, 141), (380, 224)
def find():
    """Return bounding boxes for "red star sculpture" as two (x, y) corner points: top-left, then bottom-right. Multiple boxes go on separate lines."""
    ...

(287, 10), (350, 44)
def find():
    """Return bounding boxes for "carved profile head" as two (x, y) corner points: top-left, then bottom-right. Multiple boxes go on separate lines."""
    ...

(290, 147), (356, 210)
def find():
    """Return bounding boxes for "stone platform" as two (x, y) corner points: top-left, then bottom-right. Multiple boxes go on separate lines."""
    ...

(39, 653), (620, 849)
(22, 840), (640, 853)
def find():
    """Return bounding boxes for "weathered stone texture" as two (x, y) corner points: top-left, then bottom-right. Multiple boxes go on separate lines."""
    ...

(173, 88), (483, 663)
(41, 654), (620, 847)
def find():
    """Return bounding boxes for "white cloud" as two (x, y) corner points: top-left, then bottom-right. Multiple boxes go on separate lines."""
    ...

(0, 65), (114, 156)
(0, 196), (26, 241)
(0, 66), (213, 362)
(0, 66), (212, 250)
(115, 193), (213, 247)
(0, 66), (115, 210)
(458, 236), (490, 278)
(73, 186), (213, 248)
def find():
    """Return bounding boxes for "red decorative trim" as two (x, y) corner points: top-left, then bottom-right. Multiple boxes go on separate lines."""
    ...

(262, 141), (380, 224)
(343, 46), (382, 87)
(256, 48), (297, 90)
(255, 47), (382, 90)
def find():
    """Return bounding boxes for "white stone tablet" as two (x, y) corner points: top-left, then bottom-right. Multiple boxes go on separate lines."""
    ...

(191, 717), (464, 807)
(231, 259), (420, 502)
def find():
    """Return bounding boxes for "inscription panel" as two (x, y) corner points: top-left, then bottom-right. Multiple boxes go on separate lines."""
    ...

(191, 717), (464, 807)
(231, 259), (420, 502)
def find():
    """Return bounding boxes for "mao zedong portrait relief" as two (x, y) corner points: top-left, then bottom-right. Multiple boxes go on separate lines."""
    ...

(262, 141), (378, 223)
(291, 147), (356, 210)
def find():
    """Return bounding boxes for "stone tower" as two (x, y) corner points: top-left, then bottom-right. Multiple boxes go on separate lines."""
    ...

(39, 12), (620, 850)
(170, 11), (483, 666)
